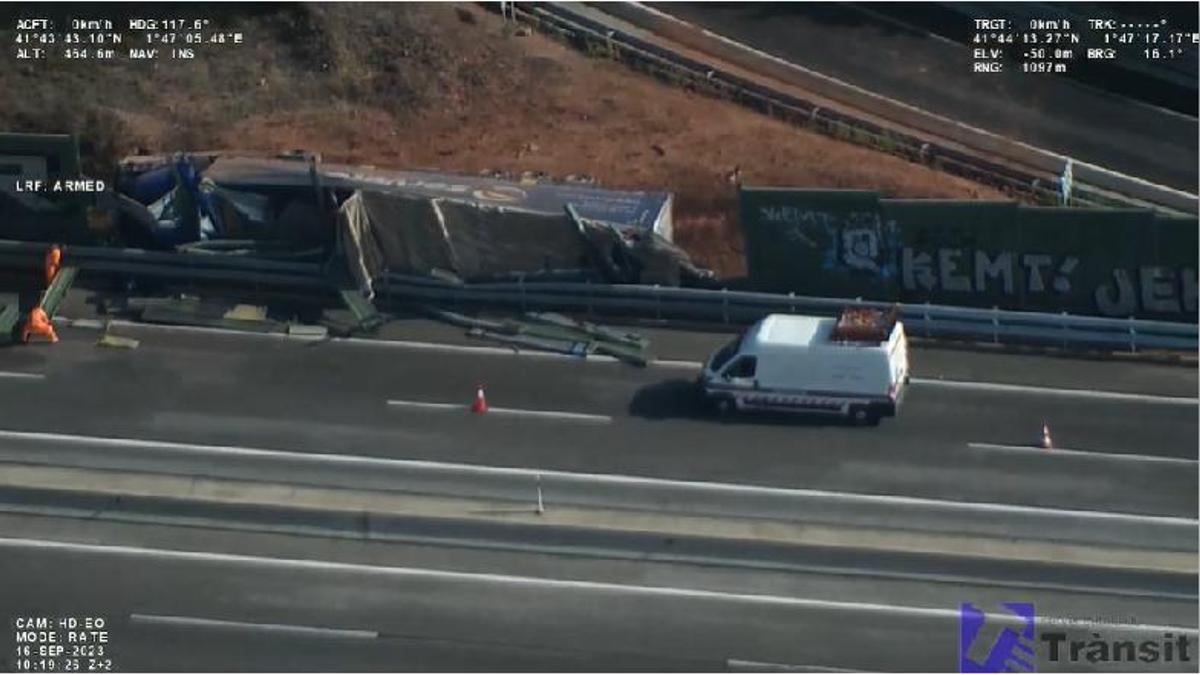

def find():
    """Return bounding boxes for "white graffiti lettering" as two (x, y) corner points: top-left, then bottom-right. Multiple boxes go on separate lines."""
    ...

(1022, 254), (1053, 293)
(902, 248), (936, 291)
(1183, 269), (1198, 313)
(1053, 257), (1079, 294)
(1140, 266), (1181, 314)
(974, 250), (1014, 294)
(938, 248), (971, 292)
(1095, 268), (1137, 316)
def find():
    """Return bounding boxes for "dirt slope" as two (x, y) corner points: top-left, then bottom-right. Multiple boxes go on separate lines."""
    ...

(1, 3), (1006, 276)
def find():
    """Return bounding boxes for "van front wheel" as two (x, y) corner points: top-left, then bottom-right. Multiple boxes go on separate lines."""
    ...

(849, 405), (880, 427)
(714, 396), (735, 419)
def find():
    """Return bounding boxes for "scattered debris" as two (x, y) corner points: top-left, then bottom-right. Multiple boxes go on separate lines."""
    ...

(422, 305), (651, 366)
(97, 333), (139, 349)
(338, 288), (387, 333)
(287, 322), (329, 339)
(223, 304), (268, 322)
(0, 293), (19, 345)
(131, 296), (284, 333)
(40, 266), (77, 318)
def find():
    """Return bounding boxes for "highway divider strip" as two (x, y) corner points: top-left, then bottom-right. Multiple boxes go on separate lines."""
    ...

(0, 429), (1192, 552)
(2, 477), (1192, 595)
(3, 537), (1195, 636)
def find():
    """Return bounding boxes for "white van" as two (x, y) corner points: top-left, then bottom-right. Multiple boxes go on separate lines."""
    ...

(697, 310), (909, 425)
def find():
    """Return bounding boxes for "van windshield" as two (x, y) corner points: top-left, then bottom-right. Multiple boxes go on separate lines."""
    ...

(709, 336), (741, 372)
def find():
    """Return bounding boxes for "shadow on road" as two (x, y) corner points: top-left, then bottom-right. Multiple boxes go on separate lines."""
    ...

(627, 378), (854, 428)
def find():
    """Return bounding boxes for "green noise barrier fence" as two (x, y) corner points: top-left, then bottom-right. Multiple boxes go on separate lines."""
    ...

(740, 187), (1198, 321)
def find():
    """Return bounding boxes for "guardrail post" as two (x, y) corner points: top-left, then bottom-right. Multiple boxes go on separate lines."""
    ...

(586, 278), (593, 317)
(992, 306), (999, 344)
(924, 302), (931, 339)
(722, 288), (729, 324)
(788, 291), (795, 314)
(519, 274), (527, 312)
(1128, 315), (1137, 354)
(1060, 311), (1069, 349)
(654, 284), (662, 320)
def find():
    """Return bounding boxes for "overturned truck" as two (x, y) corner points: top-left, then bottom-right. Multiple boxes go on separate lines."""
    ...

(111, 153), (712, 293)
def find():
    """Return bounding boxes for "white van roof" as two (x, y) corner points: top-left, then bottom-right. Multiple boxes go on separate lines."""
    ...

(746, 315), (835, 349)
(745, 313), (901, 352)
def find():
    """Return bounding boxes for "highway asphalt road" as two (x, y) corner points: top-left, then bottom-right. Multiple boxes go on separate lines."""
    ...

(0, 320), (1195, 671)
(0, 324), (1194, 518)
(649, 3), (1198, 191)
(0, 516), (1194, 672)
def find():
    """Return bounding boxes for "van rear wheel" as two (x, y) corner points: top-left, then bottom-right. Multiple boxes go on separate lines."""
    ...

(849, 405), (880, 427)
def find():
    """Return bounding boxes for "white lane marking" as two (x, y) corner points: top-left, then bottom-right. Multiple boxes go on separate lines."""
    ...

(968, 442), (1198, 467)
(654, 358), (703, 369)
(489, 406), (612, 423)
(0, 371), (44, 381)
(912, 377), (1197, 406)
(6, 538), (1195, 635)
(64, 318), (1199, 400)
(385, 400), (466, 413)
(83, 318), (640, 364)
(0, 429), (1191, 528)
(129, 613), (377, 639)
(726, 659), (855, 672)
(387, 399), (612, 423)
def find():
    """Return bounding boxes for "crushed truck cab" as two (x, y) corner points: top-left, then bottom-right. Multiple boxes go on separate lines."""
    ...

(698, 308), (909, 425)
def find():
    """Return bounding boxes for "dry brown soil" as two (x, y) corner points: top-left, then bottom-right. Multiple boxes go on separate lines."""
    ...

(2, 3), (1006, 276)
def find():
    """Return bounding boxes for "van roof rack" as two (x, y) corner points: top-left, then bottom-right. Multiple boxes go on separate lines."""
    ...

(831, 305), (898, 343)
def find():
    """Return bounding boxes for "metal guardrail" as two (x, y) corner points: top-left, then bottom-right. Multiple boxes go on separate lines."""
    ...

(510, 2), (1197, 215)
(376, 274), (1198, 353)
(0, 240), (1192, 352)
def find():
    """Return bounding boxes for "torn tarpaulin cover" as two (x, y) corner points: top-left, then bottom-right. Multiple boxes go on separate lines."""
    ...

(337, 189), (710, 297)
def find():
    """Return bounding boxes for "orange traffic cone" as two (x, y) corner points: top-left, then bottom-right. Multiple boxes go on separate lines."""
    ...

(44, 245), (62, 286)
(22, 307), (58, 344)
(1040, 421), (1053, 449)
(470, 384), (488, 414)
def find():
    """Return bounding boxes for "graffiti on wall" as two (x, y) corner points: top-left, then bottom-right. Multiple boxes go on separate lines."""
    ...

(1095, 266), (1198, 316)
(751, 200), (1198, 318)
(900, 247), (1197, 316)
(901, 249), (1078, 295)
(760, 207), (900, 279)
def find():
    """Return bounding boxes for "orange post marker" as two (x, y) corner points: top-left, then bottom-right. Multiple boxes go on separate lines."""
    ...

(22, 307), (58, 344)
(44, 245), (62, 286)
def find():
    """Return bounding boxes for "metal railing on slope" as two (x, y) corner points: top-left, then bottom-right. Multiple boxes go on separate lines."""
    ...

(503, 2), (1196, 215)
